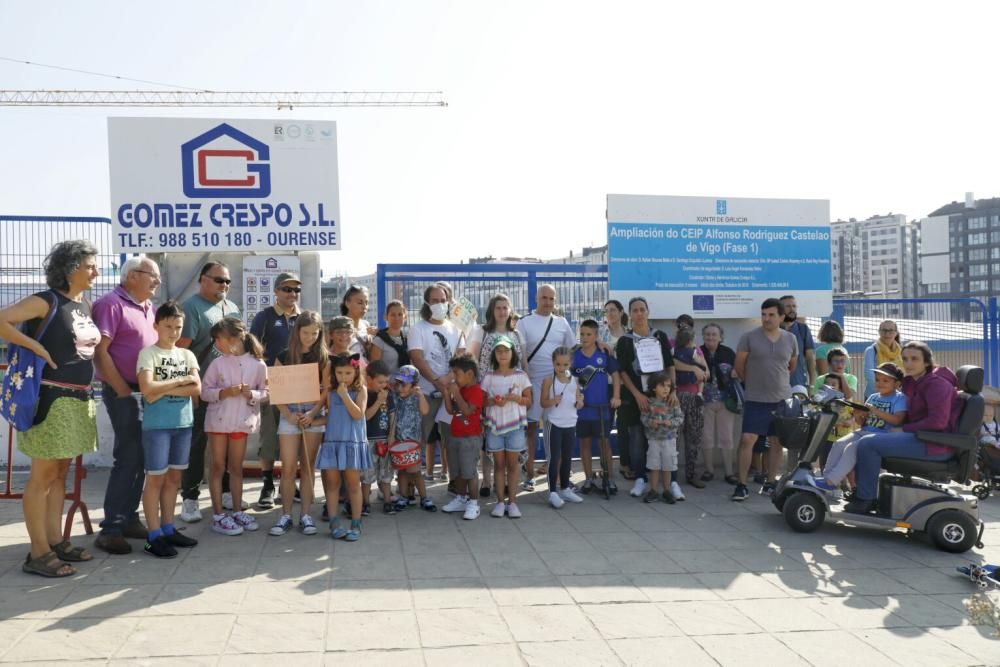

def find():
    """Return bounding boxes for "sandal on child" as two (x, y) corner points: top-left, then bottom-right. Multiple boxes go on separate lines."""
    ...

(50, 540), (93, 562)
(23, 551), (75, 578)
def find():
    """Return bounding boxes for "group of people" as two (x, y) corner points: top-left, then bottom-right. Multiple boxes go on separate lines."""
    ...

(0, 240), (967, 578)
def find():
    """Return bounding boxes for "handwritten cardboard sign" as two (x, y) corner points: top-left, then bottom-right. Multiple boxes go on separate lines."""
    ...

(268, 363), (321, 405)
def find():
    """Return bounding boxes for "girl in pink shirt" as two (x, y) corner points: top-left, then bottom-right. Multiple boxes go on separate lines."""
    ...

(201, 317), (268, 536)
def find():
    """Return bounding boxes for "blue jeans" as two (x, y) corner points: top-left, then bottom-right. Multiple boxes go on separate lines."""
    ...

(100, 386), (144, 535)
(854, 431), (953, 500)
(627, 422), (648, 482)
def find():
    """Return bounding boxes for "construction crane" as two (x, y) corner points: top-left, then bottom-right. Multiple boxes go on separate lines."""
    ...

(0, 90), (447, 108)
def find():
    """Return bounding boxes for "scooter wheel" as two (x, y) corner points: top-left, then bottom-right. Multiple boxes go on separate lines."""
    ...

(927, 510), (979, 553)
(782, 493), (825, 533)
(972, 484), (990, 500)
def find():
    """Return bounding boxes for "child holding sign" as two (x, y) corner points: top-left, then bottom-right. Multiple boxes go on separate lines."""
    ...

(269, 311), (329, 536)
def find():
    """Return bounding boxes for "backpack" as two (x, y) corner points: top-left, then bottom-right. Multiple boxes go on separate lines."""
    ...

(376, 329), (409, 367)
(0, 291), (59, 431)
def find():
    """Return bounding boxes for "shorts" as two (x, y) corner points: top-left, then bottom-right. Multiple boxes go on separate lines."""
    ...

(364, 439), (395, 484)
(277, 402), (326, 436)
(646, 437), (678, 472)
(446, 435), (482, 479)
(741, 400), (782, 437)
(576, 414), (612, 439)
(420, 396), (443, 442)
(486, 428), (527, 453)
(207, 432), (248, 440)
(142, 427), (193, 475)
(527, 377), (544, 422)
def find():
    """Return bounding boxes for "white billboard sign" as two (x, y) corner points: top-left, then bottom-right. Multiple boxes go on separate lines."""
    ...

(108, 117), (340, 253)
(608, 194), (832, 318)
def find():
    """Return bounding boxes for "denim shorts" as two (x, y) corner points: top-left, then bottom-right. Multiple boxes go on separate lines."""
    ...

(142, 428), (193, 475)
(276, 402), (325, 436)
(486, 428), (527, 453)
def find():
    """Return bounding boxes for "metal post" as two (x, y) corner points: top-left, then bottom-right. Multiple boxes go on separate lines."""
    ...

(990, 297), (999, 386)
(527, 270), (538, 315)
(376, 264), (387, 329)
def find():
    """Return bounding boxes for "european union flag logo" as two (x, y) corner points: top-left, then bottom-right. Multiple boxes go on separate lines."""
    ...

(716, 200), (727, 215)
(693, 295), (714, 311)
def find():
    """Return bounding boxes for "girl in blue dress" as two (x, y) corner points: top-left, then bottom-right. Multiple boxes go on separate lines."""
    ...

(318, 353), (370, 541)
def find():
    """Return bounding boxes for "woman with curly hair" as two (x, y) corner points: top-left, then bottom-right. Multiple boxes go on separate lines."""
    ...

(0, 240), (101, 577)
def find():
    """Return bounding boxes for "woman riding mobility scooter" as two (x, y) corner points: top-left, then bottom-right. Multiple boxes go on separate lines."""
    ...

(771, 365), (985, 553)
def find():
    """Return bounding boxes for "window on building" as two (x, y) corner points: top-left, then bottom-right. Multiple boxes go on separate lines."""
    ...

(992, 247), (1000, 260)
(969, 280), (989, 292)
(992, 230), (1000, 244)
(970, 248), (988, 261)
(968, 232), (988, 245)
(969, 264), (989, 277)
(969, 216), (988, 229)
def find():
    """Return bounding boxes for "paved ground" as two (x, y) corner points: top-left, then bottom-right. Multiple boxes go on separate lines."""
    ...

(0, 468), (998, 666)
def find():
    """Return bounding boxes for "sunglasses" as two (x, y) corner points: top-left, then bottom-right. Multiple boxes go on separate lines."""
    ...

(279, 286), (301, 294)
(206, 276), (232, 285)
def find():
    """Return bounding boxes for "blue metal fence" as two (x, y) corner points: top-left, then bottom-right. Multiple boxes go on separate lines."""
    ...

(375, 263), (608, 330)
(377, 263), (1000, 387)
(0, 216), (122, 310)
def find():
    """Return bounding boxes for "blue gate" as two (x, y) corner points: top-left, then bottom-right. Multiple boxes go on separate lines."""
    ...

(375, 263), (608, 329)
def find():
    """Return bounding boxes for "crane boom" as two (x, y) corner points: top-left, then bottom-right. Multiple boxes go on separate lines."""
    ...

(0, 90), (447, 108)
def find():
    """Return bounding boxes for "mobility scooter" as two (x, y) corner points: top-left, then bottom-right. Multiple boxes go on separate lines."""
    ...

(771, 365), (986, 553)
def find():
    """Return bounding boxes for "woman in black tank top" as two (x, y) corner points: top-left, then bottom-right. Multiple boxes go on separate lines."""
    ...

(0, 241), (101, 577)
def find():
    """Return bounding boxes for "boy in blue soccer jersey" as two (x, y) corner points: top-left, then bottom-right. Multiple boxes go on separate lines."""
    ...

(572, 320), (621, 494)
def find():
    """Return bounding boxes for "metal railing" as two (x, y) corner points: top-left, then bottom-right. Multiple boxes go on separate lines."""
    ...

(0, 216), (122, 310)
(829, 297), (999, 389)
(375, 263), (608, 329)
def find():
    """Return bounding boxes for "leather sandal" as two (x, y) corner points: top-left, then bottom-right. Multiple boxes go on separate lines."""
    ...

(23, 551), (75, 578)
(50, 540), (93, 562)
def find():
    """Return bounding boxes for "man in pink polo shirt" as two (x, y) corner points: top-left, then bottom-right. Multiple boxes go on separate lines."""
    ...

(92, 256), (160, 554)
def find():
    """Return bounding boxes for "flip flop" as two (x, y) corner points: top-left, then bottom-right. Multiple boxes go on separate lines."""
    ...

(50, 540), (93, 562)
(23, 551), (75, 578)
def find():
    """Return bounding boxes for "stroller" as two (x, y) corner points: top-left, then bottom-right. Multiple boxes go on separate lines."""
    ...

(971, 418), (1000, 499)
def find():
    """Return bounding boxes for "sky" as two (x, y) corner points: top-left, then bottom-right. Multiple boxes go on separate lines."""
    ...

(2, 1), (1000, 277)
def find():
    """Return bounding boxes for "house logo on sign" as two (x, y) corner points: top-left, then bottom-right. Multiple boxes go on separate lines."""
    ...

(265, 258), (279, 269)
(181, 123), (272, 198)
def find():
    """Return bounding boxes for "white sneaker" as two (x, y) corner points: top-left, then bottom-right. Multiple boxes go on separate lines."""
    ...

(232, 511), (259, 531)
(491, 502), (507, 518)
(507, 502), (522, 518)
(463, 501), (481, 520)
(222, 493), (249, 511)
(442, 496), (468, 513)
(630, 478), (647, 497)
(549, 491), (565, 509)
(180, 498), (202, 523)
(212, 513), (243, 536)
(560, 488), (584, 503)
(670, 481), (686, 501)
